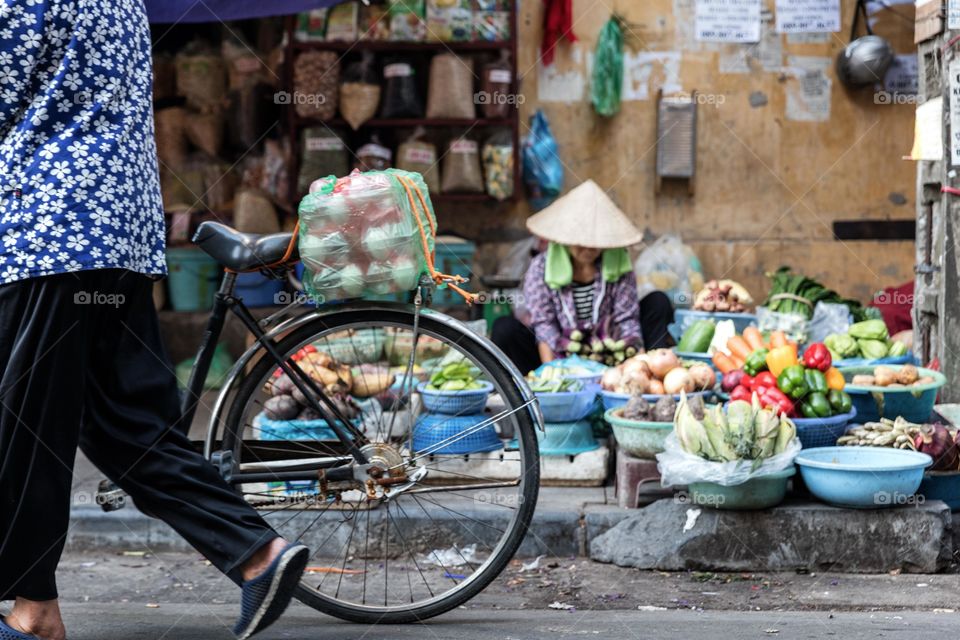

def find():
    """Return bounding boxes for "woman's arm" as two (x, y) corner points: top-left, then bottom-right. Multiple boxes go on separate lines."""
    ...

(524, 254), (563, 359)
(610, 273), (644, 351)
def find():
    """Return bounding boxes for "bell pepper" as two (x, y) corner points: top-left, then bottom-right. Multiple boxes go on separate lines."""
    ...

(740, 373), (755, 391)
(804, 368), (828, 395)
(742, 348), (769, 376)
(799, 391), (832, 419)
(753, 371), (777, 392)
(765, 344), (798, 377)
(776, 365), (809, 400)
(760, 386), (794, 416)
(827, 389), (853, 415)
(824, 366), (845, 391)
(802, 343), (832, 372)
(730, 385), (752, 403)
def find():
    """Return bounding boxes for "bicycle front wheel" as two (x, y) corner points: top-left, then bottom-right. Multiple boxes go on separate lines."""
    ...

(219, 306), (541, 623)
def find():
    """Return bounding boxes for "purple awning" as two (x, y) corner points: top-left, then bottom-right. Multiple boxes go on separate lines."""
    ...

(145, 0), (346, 24)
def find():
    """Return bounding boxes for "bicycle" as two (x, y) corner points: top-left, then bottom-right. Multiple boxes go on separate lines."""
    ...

(101, 220), (543, 624)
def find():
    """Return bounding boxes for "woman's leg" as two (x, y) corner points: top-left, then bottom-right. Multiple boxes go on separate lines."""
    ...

(639, 291), (675, 350)
(491, 315), (542, 375)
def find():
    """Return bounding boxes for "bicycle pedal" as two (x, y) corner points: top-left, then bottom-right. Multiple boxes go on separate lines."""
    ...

(96, 479), (127, 512)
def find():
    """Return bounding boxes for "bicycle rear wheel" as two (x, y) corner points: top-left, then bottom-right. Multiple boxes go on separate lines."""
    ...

(218, 306), (541, 623)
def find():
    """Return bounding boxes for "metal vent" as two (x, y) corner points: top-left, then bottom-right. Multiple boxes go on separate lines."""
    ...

(656, 89), (698, 194)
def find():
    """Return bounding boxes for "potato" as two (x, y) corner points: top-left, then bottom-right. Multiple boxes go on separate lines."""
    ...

(352, 371), (396, 398)
(852, 374), (876, 386)
(896, 364), (919, 385)
(873, 367), (897, 387)
(300, 351), (335, 369)
(299, 362), (340, 387)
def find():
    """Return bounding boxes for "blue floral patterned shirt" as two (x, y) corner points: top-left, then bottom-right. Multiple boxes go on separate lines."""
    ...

(0, 0), (166, 285)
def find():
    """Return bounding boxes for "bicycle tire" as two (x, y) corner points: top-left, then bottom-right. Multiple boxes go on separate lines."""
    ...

(218, 307), (541, 624)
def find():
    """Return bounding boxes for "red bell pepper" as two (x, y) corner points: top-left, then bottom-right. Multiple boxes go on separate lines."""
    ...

(753, 371), (777, 391)
(760, 386), (794, 416)
(730, 385), (752, 402)
(802, 342), (832, 372)
(740, 373), (754, 390)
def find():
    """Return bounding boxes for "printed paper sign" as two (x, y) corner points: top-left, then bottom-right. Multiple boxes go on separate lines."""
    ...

(785, 56), (832, 122)
(950, 60), (960, 165)
(911, 96), (942, 162)
(775, 0), (840, 33)
(695, 0), (761, 42)
(883, 54), (919, 97)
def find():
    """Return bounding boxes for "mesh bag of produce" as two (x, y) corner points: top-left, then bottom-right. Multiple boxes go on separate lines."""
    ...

(299, 169), (473, 304)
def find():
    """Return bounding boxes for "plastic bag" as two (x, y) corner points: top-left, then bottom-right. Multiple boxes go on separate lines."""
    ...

(441, 137), (484, 193)
(381, 59), (423, 118)
(426, 53), (476, 119)
(340, 53), (381, 130)
(756, 306), (810, 344)
(354, 134), (393, 172)
(482, 130), (513, 200)
(295, 9), (329, 42)
(806, 302), (853, 345)
(389, 0), (427, 41)
(397, 128), (440, 193)
(298, 169), (437, 302)
(427, 0), (472, 41)
(591, 16), (624, 117)
(656, 432), (801, 488)
(633, 235), (704, 308)
(480, 54), (512, 119)
(298, 127), (349, 196)
(522, 110), (563, 210)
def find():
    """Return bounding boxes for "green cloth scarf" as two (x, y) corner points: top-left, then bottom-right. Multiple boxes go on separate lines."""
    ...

(544, 242), (632, 290)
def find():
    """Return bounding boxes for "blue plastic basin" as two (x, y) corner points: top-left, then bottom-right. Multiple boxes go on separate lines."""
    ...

(919, 472), (960, 511)
(840, 366), (945, 423)
(796, 446), (932, 509)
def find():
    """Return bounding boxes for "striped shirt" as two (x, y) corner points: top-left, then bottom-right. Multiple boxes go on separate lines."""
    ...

(571, 282), (594, 322)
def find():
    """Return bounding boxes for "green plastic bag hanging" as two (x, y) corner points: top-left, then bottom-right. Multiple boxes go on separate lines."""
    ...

(591, 16), (624, 117)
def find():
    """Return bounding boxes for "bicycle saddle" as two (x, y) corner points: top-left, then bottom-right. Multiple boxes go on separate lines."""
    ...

(192, 221), (298, 272)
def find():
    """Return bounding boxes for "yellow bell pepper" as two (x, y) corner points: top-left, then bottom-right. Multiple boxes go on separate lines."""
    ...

(824, 366), (845, 391)
(765, 344), (798, 378)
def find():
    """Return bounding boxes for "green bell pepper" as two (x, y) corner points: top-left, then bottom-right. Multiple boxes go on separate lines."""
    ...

(800, 391), (833, 419)
(827, 389), (853, 415)
(743, 348), (769, 376)
(804, 368), (828, 395)
(777, 364), (809, 400)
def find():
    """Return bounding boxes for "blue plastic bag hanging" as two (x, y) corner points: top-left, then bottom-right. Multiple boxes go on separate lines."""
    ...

(522, 110), (564, 211)
(591, 16), (624, 117)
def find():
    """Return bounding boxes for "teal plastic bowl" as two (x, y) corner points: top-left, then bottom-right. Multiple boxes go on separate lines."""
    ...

(604, 407), (673, 458)
(796, 446), (932, 508)
(535, 420), (599, 456)
(688, 467), (795, 510)
(840, 366), (945, 423)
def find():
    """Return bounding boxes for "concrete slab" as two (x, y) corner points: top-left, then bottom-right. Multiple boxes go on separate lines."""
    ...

(591, 498), (954, 574)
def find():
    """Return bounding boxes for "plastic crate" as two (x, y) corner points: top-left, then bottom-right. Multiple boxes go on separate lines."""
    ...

(432, 237), (476, 307)
(535, 384), (600, 422)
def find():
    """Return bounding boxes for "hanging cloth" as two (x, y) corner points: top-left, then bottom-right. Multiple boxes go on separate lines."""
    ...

(544, 243), (632, 290)
(541, 0), (577, 66)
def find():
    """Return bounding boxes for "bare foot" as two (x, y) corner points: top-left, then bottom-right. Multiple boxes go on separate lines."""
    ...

(240, 537), (289, 582)
(6, 598), (67, 640)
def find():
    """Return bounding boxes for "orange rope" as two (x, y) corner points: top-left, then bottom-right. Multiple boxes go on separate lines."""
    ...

(396, 175), (476, 304)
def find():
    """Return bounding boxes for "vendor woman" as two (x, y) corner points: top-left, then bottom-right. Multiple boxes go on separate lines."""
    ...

(492, 180), (673, 374)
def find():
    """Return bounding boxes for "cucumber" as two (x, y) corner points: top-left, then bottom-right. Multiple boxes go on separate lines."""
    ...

(677, 320), (716, 353)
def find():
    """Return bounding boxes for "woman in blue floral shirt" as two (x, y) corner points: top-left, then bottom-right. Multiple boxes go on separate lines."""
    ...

(0, 2), (312, 639)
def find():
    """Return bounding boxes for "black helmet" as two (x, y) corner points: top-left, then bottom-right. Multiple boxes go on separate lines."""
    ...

(836, 0), (894, 88)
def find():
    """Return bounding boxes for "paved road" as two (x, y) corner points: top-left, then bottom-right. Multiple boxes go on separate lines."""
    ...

(46, 603), (959, 639)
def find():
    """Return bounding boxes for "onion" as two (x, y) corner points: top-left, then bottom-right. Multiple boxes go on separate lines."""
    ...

(662, 367), (694, 395)
(647, 379), (665, 395)
(687, 364), (716, 391)
(622, 356), (652, 379)
(620, 371), (650, 396)
(647, 349), (680, 380)
(601, 367), (623, 391)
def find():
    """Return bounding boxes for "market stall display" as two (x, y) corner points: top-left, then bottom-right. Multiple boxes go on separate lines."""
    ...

(841, 365), (946, 423)
(824, 319), (911, 366)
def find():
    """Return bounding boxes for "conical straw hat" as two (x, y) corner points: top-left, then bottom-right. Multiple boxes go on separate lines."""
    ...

(525, 180), (643, 249)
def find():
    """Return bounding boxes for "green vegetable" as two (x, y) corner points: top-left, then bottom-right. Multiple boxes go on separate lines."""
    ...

(743, 348), (769, 376)
(827, 389), (852, 415)
(804, 369), (828, 395)
(677, 320), (716, 353)
(800, 391), (832, 418)
(674, 394), (796, 462)
(763, 267), (872, 322)
(824, 333), (858, 358)
(848, 319), (889, 341)
(888, 341), (908, 357)
(857, 338), (889, 360)
(777, 365), (809, 400)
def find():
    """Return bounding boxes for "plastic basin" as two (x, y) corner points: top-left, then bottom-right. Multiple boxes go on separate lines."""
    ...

(166, 248), (220, 312)
(795, 446), (932, 508)
(413, 413), (502, 454)
(919, 471), (960, 510)
(839, 366), (945, 423)
(535, 384), (600, 423)
(792, 409), (857, 449)
(604, 408), (672, 458)
(417, 381), (493, 415)
(601, 388), (713, 412)
(832, 354), (913, 368)
(535, 420), (599, 456)
(669, 310), (758, 342)
(689, 467), (795, 510)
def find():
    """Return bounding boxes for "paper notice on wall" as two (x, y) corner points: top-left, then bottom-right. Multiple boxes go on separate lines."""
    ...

(786, 32), (830, 44)
(622, 51), (682, 101)
(785, 56), (832, 122)
(775, 0), (840, 33)
(537, 46), (587, 103)
(950, 0), (960, 30)
(695, 0), (761, 42)
(951, 60), (960, 164)
(883, 54), (919, 97)
(910, 96), (942, 161)
(719, 15), (782, 73)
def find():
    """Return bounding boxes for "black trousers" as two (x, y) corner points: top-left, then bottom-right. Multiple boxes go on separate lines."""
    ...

(492, 291), (675, 375)
(0, 270), (276, 601)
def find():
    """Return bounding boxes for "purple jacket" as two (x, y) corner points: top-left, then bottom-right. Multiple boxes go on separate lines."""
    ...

(523, 253), (642, 353)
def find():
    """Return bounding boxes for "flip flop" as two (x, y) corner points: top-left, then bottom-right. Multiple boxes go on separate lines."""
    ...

(233, 543), (309, 640)
(0, 618), (39, 640)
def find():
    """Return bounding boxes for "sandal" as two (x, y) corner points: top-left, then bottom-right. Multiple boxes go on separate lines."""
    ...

(0, 618), (39, 640)
(233, 543), (309, 640)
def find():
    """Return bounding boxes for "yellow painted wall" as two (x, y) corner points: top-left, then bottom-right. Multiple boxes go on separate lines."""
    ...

(444, 0), (918, 304)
